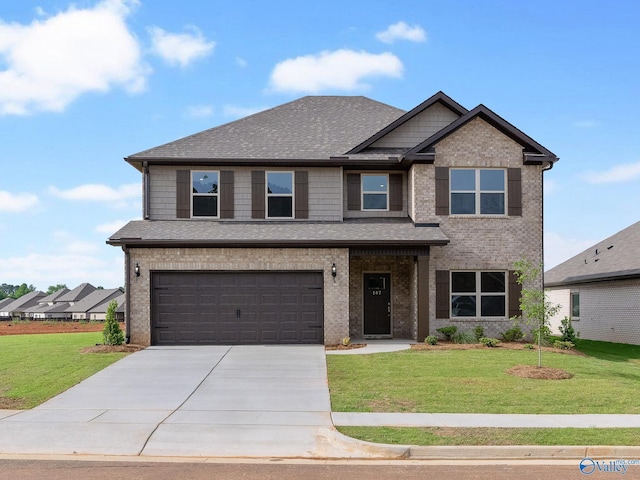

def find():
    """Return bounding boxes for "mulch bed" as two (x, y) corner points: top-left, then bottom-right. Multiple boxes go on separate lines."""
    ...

(325, 343), (367, 351)
(506, 365), (574, 380)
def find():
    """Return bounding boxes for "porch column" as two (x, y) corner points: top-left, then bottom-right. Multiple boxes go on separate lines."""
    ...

(417, 255), (429, 341)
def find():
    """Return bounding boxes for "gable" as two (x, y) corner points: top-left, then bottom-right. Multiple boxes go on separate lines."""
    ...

(369, 102), (461, 150)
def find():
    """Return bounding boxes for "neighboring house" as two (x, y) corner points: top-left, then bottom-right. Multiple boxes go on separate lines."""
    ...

(25, 288), (70, 320)
(0, 298), (14, 313)
(56, 283), (96, 307)
(108, 92), (558, 346)
(66, 288), (124, 321)
(87, 293), (125, 321)
(0, 291), (46, 320)
(546, 220), (640, 345)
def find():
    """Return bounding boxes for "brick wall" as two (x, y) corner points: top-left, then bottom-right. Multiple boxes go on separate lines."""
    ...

(413, 117), (545, 338)
(128, 247), (349, 345)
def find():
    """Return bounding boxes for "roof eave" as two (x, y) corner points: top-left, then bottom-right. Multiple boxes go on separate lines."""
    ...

(545, 268), (640, 287)
(107, 238), (450, 248)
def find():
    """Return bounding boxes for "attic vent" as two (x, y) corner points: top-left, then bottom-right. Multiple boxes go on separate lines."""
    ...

(594, 258), (600, 262)
(595, 248), (599, 255)
(607, 245), (614, 250)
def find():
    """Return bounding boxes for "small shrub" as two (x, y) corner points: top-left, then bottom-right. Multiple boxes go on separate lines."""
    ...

(559, 317), (579, 343)
(341, 337), (351, 347)
(453, 330), (476, 344)
(554, 340), (575, 350)
(473, 325), (485, 342)
(479, 337), (500, 348)
(500, 326), (524, 343)
(103, 300), (124, 346)
(436, 326), (457, 341)
(524, 343), (535, 350)
(425, 335), (438, 345)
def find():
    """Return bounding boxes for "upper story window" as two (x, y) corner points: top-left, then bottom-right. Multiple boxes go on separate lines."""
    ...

(450, 169), (505, 215)
(362, 174), (388, 211)
(451, 271), (506, 318)
(266, 171), (294, 218)
(191, 171), (219, 217)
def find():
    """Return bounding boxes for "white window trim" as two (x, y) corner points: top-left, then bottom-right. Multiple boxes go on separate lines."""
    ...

(361, 173), (389, 211)
(191, 170), (220, 219)
(266, 171), (295, 219)
(450, 168), (506, 216)
(450, 270), (507, 318)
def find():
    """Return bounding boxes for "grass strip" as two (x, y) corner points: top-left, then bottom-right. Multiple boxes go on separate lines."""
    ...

(337, 426), (640, 446)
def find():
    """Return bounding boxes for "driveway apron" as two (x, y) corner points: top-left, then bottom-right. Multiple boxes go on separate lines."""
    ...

(0, 345), (359, 458)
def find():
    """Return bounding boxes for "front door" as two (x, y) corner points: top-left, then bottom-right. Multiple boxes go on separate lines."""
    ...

(363, 273), (391, 336)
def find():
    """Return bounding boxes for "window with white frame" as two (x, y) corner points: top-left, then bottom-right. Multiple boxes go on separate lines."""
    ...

(191, 171), (219, 217)
(571, 292), (580, 320)
(450, 169), (505, 215)
(362, 174), (388, 210)
(266, 171), (294, 218)
(451, 271), (506, 317)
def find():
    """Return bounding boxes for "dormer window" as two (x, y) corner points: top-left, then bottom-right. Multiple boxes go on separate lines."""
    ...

(192, 171), (219, 217)
(266, 171), (294, 218)
(362, 174), (389, 211)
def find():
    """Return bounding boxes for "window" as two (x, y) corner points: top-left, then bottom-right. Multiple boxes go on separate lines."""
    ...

(450, 169), (505, 215)
(571, 292), (580, 319)
(192, 171), (219, 217)
(362, 174), (388, 210)
(451, 271), (506, 317)
(266, 172), (293, 218)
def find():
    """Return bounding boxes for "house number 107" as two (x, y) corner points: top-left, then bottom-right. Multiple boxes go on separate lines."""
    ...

(372, 290), (382, 296)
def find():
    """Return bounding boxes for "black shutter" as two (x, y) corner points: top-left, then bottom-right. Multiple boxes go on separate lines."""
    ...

(508, 168), (522, 216)
(176, 170), (190, 219)
(347, 174), (361, 210)
(389, 174), (403, 211)
(251, 171), (265, 219)
(295, 171), (309, 219)
(435, 167), (449, 216)
(435, 270), (450, 319)
(220, 170), (234, 219)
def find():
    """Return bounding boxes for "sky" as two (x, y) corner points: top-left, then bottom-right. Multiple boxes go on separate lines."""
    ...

(1, 0), (639, 290)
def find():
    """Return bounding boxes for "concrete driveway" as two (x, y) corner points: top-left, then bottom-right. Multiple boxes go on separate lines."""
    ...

(0, 346), (399, 458)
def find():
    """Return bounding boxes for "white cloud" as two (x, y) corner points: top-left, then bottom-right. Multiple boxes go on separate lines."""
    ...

(222, 104), (269, 118)
(235, 56), (248, 68)
(184, 104), (214, 118)
(269, 49), (403, 93)
(581, 161), (640, 184)
(0, 0), (148, 115)
(376, 21), (427, 44)
(148, 26), (215, 67)
(544, 232), (595, 270)
(48, 183), (139, 206)
(0, 190), (39, 212)
(94, 219), (129, 234)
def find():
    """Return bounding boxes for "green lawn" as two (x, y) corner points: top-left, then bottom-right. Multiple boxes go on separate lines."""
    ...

(336, 426), (640, 446)
(0, 332), (130, 409)
(326, 343), (640, 414)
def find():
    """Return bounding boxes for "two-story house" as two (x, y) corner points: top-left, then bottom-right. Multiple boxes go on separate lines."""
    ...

(108, 91), (558, 346)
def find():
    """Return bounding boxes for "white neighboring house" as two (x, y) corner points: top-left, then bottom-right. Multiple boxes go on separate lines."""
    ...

(66, 288), (124, 321)
(545, 220), (640, 345)
(87, 293), (125, 321)
(0, 291), (46, 320)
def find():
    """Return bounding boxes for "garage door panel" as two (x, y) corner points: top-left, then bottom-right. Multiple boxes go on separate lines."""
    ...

(152, 272), (324, 345)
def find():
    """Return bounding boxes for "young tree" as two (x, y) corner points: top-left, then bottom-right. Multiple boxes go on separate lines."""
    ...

(103, 300), (125, 346)
(511, 258), (560, 368)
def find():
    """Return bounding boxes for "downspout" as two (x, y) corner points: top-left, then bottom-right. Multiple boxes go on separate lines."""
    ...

(123, 246), (131, 344)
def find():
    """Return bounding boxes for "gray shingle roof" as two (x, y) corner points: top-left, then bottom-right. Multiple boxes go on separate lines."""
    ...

(545, 220), (640, 286)
(88, 293), (125, 314)
(66, 288), (124, 314)
(108, 219), (449, 248)
(0, 291), (46, 313)
(126, 96), (405, 163)
(57, 283), (96, 303)
(39, 288), (70, 303)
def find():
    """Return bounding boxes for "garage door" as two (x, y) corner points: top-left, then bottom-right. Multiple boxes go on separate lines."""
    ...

(151, 272), (324, 345)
